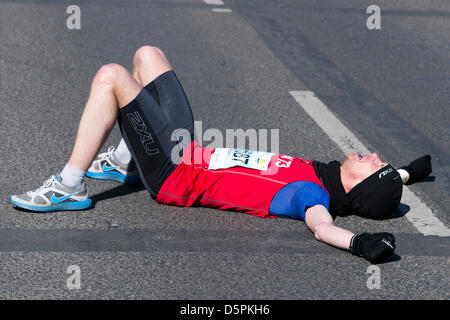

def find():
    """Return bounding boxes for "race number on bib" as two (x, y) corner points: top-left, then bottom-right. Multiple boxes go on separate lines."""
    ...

(208, 148), (274, 171)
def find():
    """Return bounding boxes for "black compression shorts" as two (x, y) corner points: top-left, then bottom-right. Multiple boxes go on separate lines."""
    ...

(118, 70), (194, 198)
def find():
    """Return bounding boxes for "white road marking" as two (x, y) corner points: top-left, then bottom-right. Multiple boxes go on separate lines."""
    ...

(203, 0), (231, 12)
(212, 8), (232, 13)
(290, 90), (450, 237)
(203, 0), (224, 5)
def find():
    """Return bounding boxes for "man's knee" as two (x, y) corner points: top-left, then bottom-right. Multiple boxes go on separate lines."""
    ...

(133, 45), (167, 68)
(94, 63), (128, 87)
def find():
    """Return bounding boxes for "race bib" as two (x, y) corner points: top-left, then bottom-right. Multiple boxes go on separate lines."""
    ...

(208, 148), (274, 171)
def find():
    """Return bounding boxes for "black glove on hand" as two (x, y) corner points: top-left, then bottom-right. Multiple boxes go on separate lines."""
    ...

(350, 233), (396, 264)
(400, 155), (432, 185)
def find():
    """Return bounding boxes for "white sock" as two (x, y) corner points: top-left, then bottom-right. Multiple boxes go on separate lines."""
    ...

(114, 138), (132, 165)
(60, 164), (85, 191)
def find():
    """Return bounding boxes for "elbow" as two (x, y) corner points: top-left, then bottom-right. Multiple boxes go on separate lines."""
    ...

(313, 222), (331, 242)
(314, 231), (321, 242)
(314, 224), (325, 242)
(314, 230), (324, 242)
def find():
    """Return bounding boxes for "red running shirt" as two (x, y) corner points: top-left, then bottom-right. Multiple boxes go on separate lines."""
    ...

(156, 142), (327, 218)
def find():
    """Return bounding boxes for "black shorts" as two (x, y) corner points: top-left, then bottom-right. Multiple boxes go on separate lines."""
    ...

(118, 70), (194, 198)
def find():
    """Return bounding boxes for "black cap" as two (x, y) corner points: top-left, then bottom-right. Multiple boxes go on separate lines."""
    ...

(347, 165), (403, 220)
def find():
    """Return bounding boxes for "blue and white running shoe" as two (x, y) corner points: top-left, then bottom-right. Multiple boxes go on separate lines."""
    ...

(86, 146), (141, 184)
(9, 175), (92, 212)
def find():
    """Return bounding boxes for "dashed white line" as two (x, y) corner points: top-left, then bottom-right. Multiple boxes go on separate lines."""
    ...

(203, 0), (224, 5)
(203, 0), (232, 12)
(212, 8), (232, 13)
(290, 90), (450, 237)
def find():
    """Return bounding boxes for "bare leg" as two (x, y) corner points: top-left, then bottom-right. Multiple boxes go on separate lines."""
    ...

(132, 45), (172, 86)
(9, 61), (154, 210)
(113, 46), (173, 164)
(68, 63), (142, 172)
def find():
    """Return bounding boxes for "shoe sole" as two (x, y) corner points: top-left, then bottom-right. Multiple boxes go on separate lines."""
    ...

(86, 171), (141, 184)
(9, 197), (92, 212)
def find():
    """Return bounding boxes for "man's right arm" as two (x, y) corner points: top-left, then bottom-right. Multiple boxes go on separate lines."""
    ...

(398, 154), (432, 185)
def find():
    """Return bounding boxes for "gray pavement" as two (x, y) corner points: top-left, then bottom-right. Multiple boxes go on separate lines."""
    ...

(0, 0), (448, 299)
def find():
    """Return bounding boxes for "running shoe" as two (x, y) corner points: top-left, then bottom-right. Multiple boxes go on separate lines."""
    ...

(86, 146), (141, 184)
(9, 175), (92, 212)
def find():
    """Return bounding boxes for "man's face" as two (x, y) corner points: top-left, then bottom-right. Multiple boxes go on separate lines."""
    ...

(342, 153), (389, 188)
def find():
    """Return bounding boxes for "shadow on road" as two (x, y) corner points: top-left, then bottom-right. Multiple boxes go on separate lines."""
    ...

(90, 183), (146, 207)
(389, 203), (410, 220)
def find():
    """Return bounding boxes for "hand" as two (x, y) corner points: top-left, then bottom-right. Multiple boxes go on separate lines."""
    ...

(400, 155), (432, 185)
(350, 233), (396, 264)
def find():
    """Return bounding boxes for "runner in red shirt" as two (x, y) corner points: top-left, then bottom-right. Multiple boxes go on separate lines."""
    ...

(9, 46), (432, 264)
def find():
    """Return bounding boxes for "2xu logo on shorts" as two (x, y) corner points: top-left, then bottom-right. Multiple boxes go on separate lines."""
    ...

(127, 111), (160, 156)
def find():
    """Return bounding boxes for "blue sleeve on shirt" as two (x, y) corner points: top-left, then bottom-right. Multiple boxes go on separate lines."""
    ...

(269, 181), (330, 221)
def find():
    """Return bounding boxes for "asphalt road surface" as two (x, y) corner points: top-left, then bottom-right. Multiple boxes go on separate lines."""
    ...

(0, 0), (448, 299)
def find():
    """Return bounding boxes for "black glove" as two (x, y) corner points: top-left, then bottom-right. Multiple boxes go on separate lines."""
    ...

(350, 233), (396, 264)
(399, 155), (432, 185)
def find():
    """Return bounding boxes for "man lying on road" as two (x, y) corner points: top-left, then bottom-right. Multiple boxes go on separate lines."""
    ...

(9, 46), (432, 264)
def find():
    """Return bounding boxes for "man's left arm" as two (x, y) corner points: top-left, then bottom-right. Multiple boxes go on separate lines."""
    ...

(305, 205), (396, 264)
(304, 204), (354, 250)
